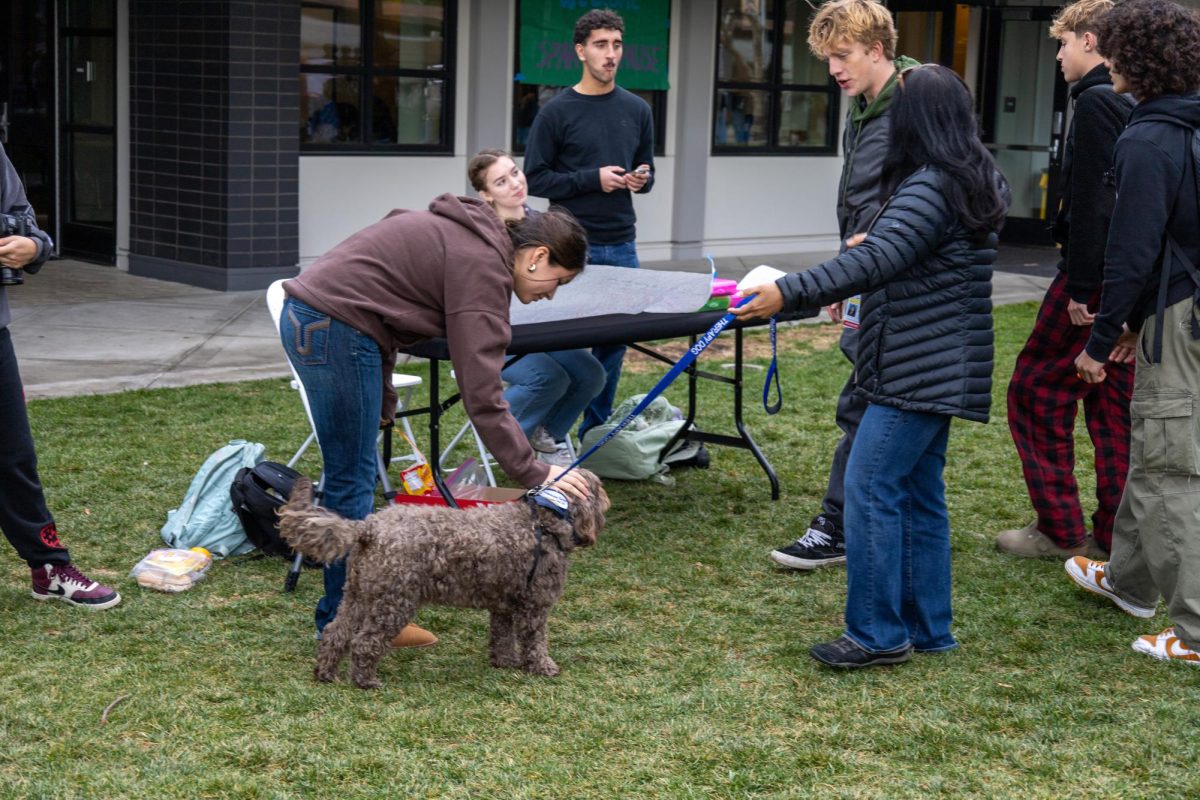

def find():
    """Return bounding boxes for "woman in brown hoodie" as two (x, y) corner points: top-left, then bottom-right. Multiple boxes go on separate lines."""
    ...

(281, 195), (589, 642)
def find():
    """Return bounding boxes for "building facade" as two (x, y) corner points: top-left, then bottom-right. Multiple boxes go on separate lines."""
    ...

(1, 0), (1081, 290)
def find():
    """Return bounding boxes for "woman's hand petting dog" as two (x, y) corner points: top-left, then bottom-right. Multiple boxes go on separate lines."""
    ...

(544, 465), (590, 500)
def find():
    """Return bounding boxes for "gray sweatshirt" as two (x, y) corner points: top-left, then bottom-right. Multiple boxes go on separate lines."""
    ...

(0, 142), (54, 330)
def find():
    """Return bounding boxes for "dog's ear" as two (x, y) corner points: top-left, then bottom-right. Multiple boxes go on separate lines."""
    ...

(571, 470), (606, 547)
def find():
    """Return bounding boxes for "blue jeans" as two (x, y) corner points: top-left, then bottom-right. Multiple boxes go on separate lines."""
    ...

(279, 297), (382, 633)
(843, 403), (957, 653)
(580, 240), (640, 436)
(502, 350), (605, 441)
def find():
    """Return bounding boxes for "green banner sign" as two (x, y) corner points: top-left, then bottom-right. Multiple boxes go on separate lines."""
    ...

(518, 1), (670, 91)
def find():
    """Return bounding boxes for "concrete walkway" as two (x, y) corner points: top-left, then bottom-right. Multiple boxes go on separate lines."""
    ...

(10, 246), (1057, 400)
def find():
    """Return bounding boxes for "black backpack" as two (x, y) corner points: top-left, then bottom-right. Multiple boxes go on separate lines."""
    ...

(229, 461), (304, 558)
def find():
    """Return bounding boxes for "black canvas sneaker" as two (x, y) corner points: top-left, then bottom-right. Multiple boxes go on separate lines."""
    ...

(769, 515), (846, 569)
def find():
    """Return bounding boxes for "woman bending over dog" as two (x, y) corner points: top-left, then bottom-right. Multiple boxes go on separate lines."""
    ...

(281, 195), (592, 645)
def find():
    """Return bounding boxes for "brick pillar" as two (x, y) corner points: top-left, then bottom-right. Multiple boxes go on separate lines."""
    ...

(128, 1), (299, 290)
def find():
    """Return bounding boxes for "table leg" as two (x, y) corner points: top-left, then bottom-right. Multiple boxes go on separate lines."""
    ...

(426, 361), (459, 508)
(657, 328), (779, 500)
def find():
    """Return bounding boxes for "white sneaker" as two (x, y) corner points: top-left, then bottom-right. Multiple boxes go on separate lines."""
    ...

(1132, 627), (1200, 666)
(529, 425), (556, 454)
(538, 442), (574, 467)
(1064, 557), (1157, 618)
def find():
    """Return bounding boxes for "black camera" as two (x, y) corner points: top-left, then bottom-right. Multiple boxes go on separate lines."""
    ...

(0, 212), (31, 286)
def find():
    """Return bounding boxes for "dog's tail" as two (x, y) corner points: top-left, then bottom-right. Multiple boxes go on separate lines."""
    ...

(277, 477), (366, 563)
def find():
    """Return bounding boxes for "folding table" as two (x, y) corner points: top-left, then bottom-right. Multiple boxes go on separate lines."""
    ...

(394, 310), (808, 507)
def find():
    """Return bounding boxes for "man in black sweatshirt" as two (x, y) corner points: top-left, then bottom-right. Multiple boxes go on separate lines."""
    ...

(1066, 0), (1200, 667)
(523, 8), (655, 437)
(999, 0), (1133, 560)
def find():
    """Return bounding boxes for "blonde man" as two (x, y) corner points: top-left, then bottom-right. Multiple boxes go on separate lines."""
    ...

(999, 0), (1133, 559)
(770, 0), (919, 571)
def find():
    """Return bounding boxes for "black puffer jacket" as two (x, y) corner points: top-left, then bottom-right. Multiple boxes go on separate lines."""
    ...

(777, 166), (1004, 423)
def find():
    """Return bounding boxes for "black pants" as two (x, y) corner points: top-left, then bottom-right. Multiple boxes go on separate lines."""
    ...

(821, 324), (868, 530)
(0, 326), (69, 566)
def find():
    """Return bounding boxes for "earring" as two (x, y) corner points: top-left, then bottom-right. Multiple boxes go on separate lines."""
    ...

(528, 261), (538, 272)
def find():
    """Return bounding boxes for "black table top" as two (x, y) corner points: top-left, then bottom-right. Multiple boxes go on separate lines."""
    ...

(401, 310), (813, 361)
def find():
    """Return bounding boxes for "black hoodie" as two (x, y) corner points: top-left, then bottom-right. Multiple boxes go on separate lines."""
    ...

(1054, 63), (1132, 303)
(1087, 94), (1200, 362)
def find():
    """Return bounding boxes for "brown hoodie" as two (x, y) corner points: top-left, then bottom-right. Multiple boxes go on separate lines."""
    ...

(284, 193), (549, 488)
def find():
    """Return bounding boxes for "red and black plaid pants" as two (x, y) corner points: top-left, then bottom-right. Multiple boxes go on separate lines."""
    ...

(1007, 272), (1132, 550)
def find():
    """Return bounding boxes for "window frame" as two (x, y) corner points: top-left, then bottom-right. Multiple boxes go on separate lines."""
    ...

(711, 0), (839, 156)
(299, 0), (457, 155)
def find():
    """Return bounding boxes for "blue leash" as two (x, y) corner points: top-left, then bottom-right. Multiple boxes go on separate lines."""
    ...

(542, 292), (780, 490)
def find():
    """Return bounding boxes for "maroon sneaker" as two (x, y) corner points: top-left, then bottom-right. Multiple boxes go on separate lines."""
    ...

(31, 563), (122, 610)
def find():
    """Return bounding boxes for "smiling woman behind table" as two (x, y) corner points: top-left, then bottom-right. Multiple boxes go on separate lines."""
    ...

(734, 64), (1009, 669)
(469, 148), (605, 466)
(281, 195), (591, 645)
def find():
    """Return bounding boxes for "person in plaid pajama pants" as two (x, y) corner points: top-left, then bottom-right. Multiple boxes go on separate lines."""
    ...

(998, 0), (1134, 559)
(1005, 275), (1132, 555)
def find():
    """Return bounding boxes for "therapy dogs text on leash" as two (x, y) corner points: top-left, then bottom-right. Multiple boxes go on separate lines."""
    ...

(279, 472), (608, 689)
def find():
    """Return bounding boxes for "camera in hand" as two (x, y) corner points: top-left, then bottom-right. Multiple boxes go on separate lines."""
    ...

(0, 212), (31, 286)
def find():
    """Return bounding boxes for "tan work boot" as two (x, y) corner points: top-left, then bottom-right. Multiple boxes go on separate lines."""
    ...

(996, 522), (1091, 559)
(392, 623), (438, 649)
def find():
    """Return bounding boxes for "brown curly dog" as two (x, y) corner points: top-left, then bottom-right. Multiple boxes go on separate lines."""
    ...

(279, 472), (608, 689)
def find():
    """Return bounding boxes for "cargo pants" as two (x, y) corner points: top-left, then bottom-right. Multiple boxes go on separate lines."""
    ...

(1107, 295), (1200, 649)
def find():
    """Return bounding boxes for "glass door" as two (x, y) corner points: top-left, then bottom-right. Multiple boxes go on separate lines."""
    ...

(60, 0), (116, 262)
(978, 7), (1068, 244)
(0, 0), (55, 238)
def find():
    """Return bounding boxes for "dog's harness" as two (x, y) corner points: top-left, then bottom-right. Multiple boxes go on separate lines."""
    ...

(524, 487), (572, 588)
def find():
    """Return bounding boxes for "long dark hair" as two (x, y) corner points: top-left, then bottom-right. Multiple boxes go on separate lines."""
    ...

(880, 64), (1008, 234)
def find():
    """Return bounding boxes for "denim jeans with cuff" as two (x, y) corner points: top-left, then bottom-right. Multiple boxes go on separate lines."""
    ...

(502, 350), (605, 442)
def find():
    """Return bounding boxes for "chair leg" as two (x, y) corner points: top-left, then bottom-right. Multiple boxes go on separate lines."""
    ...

(287, 431), (317, 469)
(438, 420), (475, 471)
(467, 423), (498, 487)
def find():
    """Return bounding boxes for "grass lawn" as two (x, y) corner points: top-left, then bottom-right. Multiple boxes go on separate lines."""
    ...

(3, 302), (1199, 799)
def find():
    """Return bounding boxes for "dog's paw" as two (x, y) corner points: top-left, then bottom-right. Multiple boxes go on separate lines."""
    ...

(352, 676), (383, 690)
(314, 668), (338, 683)
(524, 657), (560, 677)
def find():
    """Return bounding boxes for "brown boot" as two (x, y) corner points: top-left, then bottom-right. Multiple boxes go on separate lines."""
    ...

(391, 623), (438, 649)
(996, 523), (1092, 559)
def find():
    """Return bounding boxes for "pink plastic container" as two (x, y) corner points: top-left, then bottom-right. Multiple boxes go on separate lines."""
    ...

(710, 278), (738, 297)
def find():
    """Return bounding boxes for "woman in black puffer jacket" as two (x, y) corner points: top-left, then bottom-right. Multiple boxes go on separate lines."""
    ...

(735, 64), (1009, 669)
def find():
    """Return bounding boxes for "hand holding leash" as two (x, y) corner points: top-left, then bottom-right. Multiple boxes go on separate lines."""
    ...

(730, 285), (781, 321)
